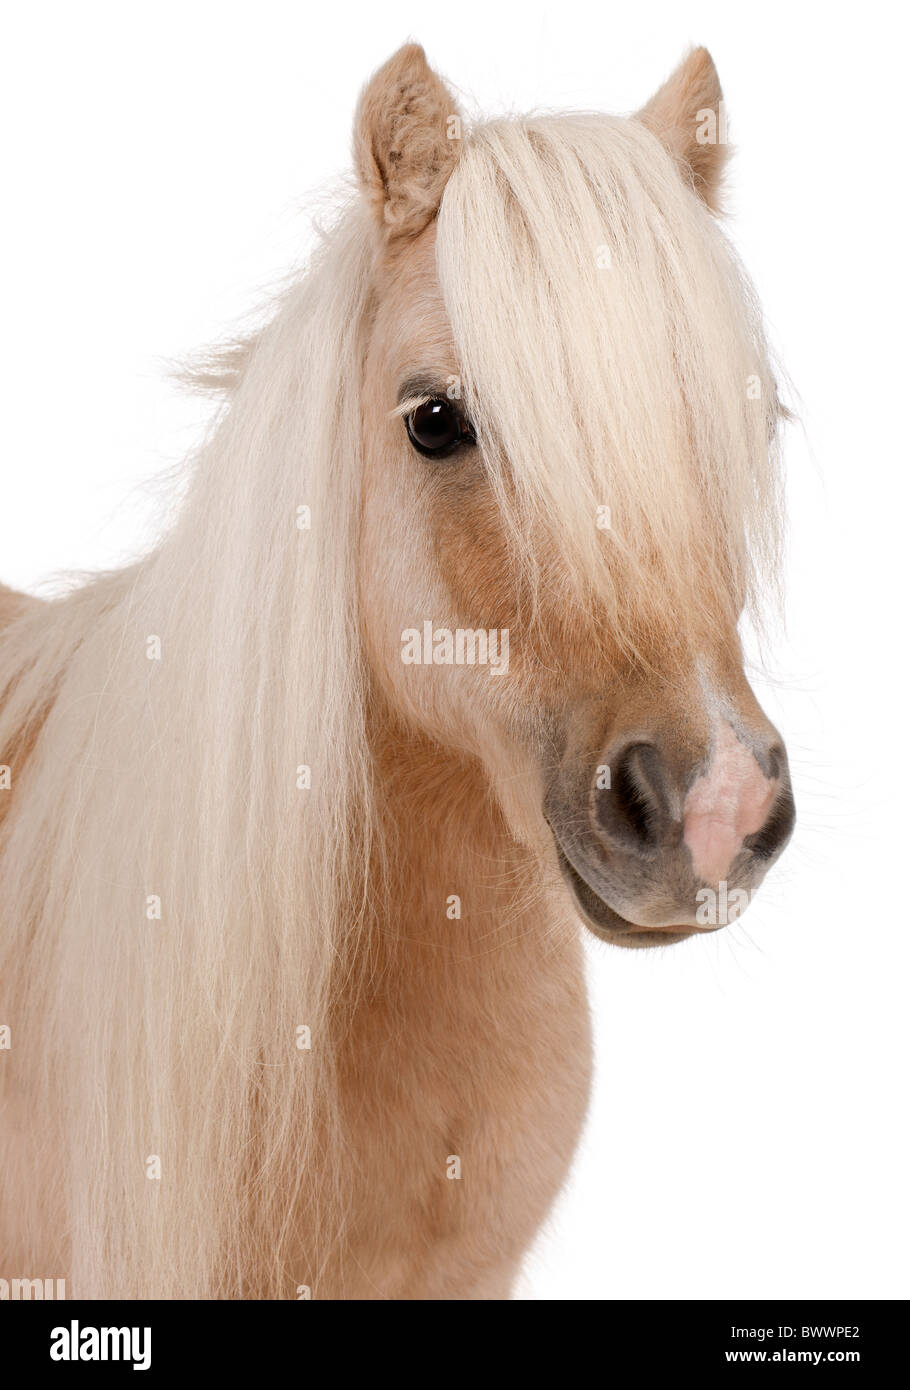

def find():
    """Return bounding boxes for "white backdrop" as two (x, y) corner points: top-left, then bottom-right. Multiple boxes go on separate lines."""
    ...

(3, 1), (907, 1299)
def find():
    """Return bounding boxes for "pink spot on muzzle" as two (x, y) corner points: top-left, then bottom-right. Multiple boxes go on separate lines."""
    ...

(683, 722), (777, 883)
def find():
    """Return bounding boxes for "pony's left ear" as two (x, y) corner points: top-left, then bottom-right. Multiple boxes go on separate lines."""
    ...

(636, 47), (728, 212)
(354, 43), (461, 247)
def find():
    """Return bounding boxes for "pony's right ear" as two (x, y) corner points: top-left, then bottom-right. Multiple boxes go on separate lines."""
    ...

(354, 44), (461, 247)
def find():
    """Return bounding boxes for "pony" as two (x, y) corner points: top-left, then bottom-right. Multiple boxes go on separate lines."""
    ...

(0, 42), (794, 1299)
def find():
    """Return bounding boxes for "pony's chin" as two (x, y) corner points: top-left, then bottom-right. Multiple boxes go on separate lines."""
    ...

(554, 843), (697, 949)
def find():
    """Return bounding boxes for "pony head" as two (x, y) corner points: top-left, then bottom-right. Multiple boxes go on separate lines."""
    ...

(355, 44), (794, 945)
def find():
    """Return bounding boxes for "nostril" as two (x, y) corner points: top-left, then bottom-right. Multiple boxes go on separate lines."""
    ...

(745, 782), (796, 861)
(595, 742), (665, 850)
(613, 752), (655, 844)
(763, 742), (786, 781)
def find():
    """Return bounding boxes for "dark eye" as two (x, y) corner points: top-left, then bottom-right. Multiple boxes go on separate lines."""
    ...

(405, 399), (475, 459)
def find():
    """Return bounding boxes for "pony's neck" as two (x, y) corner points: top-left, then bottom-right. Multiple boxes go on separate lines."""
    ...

(322, 692), (590, 1299)
(360, 696), (545, 965)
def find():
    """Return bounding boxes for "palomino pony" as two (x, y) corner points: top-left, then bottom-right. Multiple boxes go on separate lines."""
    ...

(0, 44), (794, 1299)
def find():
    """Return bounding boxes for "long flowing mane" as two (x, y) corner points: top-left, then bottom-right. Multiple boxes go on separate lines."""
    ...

(0, 103), (786, 1297)
(0, 205), (378, 1297)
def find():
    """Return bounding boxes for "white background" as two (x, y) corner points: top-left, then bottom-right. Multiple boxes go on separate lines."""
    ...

(3, 2), (907, 1299)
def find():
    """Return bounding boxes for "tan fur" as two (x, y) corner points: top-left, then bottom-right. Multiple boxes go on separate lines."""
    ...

(354, 44), (461, 247)
(0, 45), (790, 1297)
(638, 46), (728, 212)
(327, 716), (591, 1297)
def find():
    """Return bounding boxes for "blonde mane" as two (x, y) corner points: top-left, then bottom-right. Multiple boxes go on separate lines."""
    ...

(0, 97), (787, 1297)
(0, 205), (379, 1296)
(438, 114), (784, 653)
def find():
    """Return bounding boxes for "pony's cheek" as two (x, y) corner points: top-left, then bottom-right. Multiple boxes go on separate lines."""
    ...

(357, 481), (451, 723)
(363, 622), (519, 752)
(356, 457), (506, 725)
(358, 561), (522, 755)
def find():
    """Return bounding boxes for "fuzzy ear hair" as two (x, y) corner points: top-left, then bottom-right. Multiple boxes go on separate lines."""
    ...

(354, 43), (462, 245)
(636, 46), (728, 212)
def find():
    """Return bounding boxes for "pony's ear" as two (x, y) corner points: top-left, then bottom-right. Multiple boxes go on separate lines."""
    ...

(636, 47), (728, 212)
(354, 43), (461, 246)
